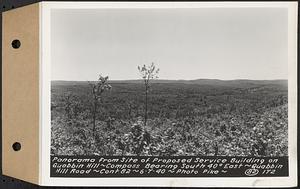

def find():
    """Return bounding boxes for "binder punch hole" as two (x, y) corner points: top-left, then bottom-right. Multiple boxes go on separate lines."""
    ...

(11, 39), (21, 49)
(12, 142), (21, 151)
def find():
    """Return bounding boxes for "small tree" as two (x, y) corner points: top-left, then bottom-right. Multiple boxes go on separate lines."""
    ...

(138, 62), (159, 125)
(89, 75), (112, 139)
(63, 93), (73, 121)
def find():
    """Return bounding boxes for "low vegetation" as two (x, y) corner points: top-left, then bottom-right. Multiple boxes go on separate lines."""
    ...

(51, 77), (288, 156)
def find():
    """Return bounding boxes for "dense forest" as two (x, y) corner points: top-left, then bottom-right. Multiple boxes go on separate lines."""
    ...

(51, 79), (288, 156)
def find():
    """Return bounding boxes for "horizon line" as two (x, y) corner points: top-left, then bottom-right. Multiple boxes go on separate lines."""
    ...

(51, 78), (288, 82)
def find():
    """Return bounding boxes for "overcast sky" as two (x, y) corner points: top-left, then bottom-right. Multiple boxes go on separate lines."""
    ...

(51, 8), (288, 81)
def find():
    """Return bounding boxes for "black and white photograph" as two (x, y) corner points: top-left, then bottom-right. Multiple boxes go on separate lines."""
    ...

(40, 2), (298, 186)
(0, 1), (296, 187)
(50, 6), (290, 157)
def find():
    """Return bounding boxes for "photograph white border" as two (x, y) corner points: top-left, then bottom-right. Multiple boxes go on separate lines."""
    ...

(40, 2), (298, 187)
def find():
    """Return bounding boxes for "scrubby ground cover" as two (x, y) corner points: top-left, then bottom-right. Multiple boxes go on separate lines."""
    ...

(51, 80), (288, 156)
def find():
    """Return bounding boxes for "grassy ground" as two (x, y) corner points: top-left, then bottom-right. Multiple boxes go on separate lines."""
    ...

(51, 80), (288, 156)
